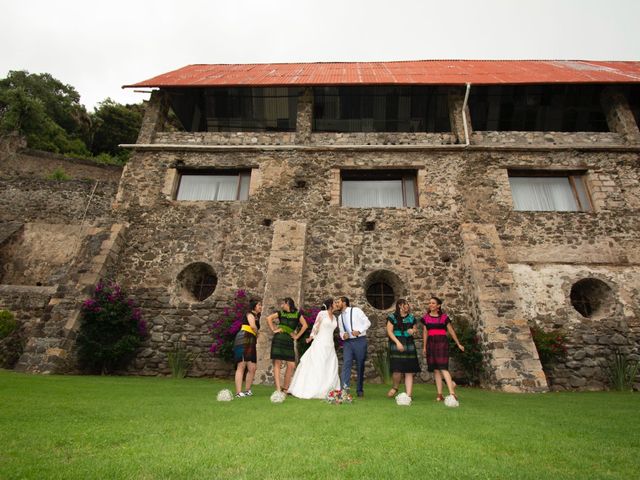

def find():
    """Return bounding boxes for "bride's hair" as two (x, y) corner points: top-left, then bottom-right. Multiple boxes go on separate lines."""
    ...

(321, 298), (334, 311)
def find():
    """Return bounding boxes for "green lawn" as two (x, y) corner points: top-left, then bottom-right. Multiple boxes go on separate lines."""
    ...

(0, 370), (638, 479)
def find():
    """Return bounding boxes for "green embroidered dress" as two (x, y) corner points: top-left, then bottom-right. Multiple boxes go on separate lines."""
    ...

(270, 310), (302, 361)
(387, 313), (421, 373)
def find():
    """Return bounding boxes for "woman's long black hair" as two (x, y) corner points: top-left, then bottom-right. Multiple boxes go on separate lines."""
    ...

(394, 298), (410, 331)
(282, 297), (297, 312)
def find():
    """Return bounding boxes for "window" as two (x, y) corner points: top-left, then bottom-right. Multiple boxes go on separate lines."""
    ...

(341, 170), (417, 208)
(177, 262), (218, 302)
(176, 170), (251, 201)
(469, 85), (609, 132)
(366, 282), (395, 310)
(570, 278), (614, 318)
(313, 86), (450, 133)
(508, 171), (591, 212)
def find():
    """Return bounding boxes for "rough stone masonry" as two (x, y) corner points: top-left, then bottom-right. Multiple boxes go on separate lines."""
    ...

(2, 69), (640, 392)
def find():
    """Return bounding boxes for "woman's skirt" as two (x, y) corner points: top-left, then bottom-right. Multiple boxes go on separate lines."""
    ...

(270, 332), (295, 362)
(389, 336), (421, 373)
(233, 330), (257, 364)
(426, 335), (450, 371)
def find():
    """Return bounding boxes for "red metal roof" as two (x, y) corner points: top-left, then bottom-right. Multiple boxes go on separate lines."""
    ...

(124, 60), (640, 88)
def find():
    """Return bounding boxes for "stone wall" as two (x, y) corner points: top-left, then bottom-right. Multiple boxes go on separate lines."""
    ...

(4, 85), (640, 391)
(0, 138), (124, 373)
(112, 136), (640, 390)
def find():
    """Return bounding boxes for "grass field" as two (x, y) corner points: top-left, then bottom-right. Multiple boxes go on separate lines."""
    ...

(1, 370), (638, 479)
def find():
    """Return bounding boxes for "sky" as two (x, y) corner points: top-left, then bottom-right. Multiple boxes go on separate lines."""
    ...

(2, 0), (639, 111)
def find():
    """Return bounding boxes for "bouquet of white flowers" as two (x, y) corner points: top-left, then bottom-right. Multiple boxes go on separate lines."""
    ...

(395, 392), (412, 406)
(444, 395), (459, 408)
(216, 389), (233, 402)
(270, 390), (287, 403)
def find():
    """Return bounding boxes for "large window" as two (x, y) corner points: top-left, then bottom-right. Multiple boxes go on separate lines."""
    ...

(166, 87), (298, 132)
(314, 86), (450, 133)
(508, 171), (591, 212)
(341, 170), (417, 208)
(176, 170), (251, 201)
(469, 85), (609, 132)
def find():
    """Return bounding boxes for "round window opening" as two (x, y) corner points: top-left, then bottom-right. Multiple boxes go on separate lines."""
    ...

(569, 278), (613, 318)
(364, 270), (404, 310)
(177, 262), (218, 302)
(366, 282), (395, 310)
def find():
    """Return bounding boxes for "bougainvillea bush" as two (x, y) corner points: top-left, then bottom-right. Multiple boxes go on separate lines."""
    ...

(448, 317), (484, 385)
(529, 324), (568, 369)
(209, 293), (324, 362)
(209, 289), (251, 362)
(76, 281), (147, 374)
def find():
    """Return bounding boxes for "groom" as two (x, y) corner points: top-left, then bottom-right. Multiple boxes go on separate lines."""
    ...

(336, 296), (371, 397)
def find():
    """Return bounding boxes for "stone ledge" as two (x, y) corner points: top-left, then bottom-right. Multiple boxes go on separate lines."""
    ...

(120, 143), (640, 153)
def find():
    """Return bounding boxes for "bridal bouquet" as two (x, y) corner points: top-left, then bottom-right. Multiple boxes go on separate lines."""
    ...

(326, 389), (353, 405)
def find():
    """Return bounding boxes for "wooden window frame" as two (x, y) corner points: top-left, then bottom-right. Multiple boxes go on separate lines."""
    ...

(508, 169), (593, 212)
(175, 169), (252, 201)
(340, 169), (418, 208)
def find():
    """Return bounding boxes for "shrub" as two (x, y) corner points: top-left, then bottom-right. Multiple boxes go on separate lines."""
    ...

(530, 324), (568, 369)
(607, 348), (639, 392)
(0, 310), (17, 339)
(0, 310), (24, 369)
(449, 318), (484, 385)
(209, 289), (251, 362)
(76, 281), (147, 374)
(372, 346), (392, 384)
(297, 306), (320, 358)
(47, 167), (71, 181)
(167, 339), (200, 378)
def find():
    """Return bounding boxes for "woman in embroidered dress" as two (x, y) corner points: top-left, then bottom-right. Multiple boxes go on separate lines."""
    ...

(422, 296), (464, 401)
(266, 297), (308, 392)
(288, 298), (341, 399)
(386, 299), (421, 399)
(232, 299), (262, 398)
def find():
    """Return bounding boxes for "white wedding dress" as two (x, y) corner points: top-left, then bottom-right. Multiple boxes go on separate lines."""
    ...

(288, 310), (341, 399)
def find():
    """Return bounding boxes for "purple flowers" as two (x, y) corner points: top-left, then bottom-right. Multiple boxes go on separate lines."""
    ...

(80, 280), (145, 339)
(209, 289), (254, 361)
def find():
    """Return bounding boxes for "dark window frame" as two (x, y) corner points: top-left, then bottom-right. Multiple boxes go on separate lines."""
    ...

(366, 281), (395, 310)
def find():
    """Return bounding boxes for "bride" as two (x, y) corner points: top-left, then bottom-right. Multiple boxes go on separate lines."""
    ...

(288, 298), (341, 399)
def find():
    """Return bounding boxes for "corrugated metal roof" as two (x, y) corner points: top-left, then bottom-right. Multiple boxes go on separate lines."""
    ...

(124, 60), (640, 88)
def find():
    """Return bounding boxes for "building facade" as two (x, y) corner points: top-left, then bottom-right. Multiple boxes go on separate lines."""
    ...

(3, 61), (640, 392)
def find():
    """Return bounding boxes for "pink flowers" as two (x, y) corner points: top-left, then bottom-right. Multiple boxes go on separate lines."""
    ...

(326, 389), (353, 405)
(209, 290), (253, 361)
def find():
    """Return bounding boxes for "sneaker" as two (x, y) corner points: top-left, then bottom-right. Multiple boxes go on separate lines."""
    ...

(243, 390), (253, 397)
(235, 392), (246, 398)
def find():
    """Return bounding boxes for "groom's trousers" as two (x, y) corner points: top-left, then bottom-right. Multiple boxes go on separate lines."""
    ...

(341, 336), (367, 394)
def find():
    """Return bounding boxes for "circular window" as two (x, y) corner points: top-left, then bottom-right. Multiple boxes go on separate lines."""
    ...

(177, 262), (218, 302)
(569, 278), (613, 318)
(364, 270), (404, 310)
(366, 282), (395, 310)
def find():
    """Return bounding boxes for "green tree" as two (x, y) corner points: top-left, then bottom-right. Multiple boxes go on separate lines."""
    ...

(0, 70), (91, 156)
(90, 98), (144, 163)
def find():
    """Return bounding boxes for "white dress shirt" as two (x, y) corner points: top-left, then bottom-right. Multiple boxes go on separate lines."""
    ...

(337, 306), (371, 339)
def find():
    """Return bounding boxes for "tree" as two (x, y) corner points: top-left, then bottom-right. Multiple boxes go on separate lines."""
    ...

(90, 99), (144, 163)
(0, 70), (91, 156)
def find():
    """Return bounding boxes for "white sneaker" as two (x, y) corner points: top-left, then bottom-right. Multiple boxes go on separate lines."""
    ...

(243, 390), (253, 396)
(235, 392), (246, 398)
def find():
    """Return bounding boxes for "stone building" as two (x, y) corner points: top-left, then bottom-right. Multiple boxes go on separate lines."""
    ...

(2, 60), (640, 392)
